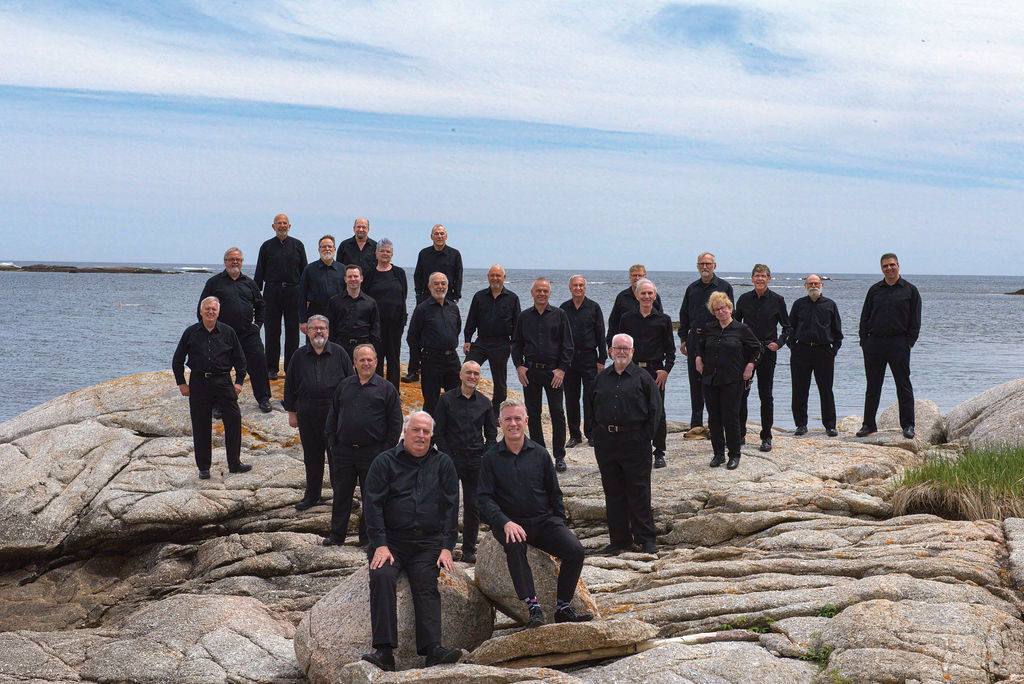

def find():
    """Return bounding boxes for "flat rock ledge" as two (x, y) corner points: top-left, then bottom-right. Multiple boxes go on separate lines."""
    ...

(2, 372), (1024, 683)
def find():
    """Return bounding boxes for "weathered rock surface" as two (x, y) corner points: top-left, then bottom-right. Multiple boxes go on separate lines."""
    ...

(880, 397), (946, 444)
(329, 660), (584, 682)
(946, 376), (1024, 447)
(467, 618), (656, 666)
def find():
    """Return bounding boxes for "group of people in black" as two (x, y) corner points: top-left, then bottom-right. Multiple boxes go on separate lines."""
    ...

(171, 217), (921, 670)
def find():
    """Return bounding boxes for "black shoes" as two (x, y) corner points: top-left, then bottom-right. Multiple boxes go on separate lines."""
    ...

(212, 406), (223, 420)
(229, 463), (252, 474)
(461, 550), (476, 564)
(826, 428), (838, 437)
(554, 606), (593, 623)
(793, 425), (808, 436)
(856, 426), (876, 437)
(555, 458), (567, 472)
(268, 370), (279, 380)
(600, 543), (629, 556)
(361, 648), (395, 672)
(294, 498), (321, 511)
(710, 454), (726, 468)
(759, 439), (772, 452)
(527, 604), (545, 628)
(903, 426), (915, 439)
(425, 645), (462, 667)
(565, 436), (581, 449)
(401, 372), (419, 383)
(653, 454), (667, 469)
(640, 541), (657, 554)
(198, 469), (211, 480)
(258, 399), (273, 413)
(726, 455), (740, 470)
(322, 535), (344, 547)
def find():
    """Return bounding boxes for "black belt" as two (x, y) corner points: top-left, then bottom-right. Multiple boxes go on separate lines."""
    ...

(201, 372), (230, 378)
(526, 361), (556, 369)
(689, 328), (704, 334)
(422, 348), (456, 356)
(798, 341), (828, 347)
(344, 337), (369, 345)
(265, 282), (299, 287)
(600, 422), (643, 433)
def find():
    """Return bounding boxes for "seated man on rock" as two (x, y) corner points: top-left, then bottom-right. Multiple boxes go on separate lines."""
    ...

(478, 399), (593, 627)
(361, 411), (462, 671)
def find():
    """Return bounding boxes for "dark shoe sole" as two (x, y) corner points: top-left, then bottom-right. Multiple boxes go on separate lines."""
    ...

(228, 464), (252, 474)
(361, 653), (395, 672)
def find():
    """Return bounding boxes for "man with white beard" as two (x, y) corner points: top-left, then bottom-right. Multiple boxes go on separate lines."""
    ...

(283, 315), (353, 510)
(787, 274), (843, 437)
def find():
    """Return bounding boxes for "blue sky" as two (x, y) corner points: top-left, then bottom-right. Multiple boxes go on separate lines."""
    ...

(2, 2), (1023, 274)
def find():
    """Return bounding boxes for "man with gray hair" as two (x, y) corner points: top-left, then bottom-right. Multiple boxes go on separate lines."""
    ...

(254, 213), (306, 380)
(407, 272), (462, 415)
(283, 315), (353, 510)
(559, 275), (606, 449)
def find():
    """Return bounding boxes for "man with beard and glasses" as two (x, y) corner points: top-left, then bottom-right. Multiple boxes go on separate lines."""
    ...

(298, 235), (346, 337)
(788, 274), (843, 437)
(254, 213), (306, 380)
(283, 315), (353, 511)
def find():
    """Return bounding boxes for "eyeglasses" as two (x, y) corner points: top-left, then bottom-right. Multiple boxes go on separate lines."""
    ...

(308, 327), (328, 332)
(610, 346), (632, 351)
(698, 262), (714, 266)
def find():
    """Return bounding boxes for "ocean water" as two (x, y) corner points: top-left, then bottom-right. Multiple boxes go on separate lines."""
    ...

(2, 263), (1022, 428)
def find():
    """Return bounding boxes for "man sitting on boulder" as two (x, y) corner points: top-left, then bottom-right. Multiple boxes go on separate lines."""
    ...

(361, 411), (462, 671)
(478, 399), (593, 627)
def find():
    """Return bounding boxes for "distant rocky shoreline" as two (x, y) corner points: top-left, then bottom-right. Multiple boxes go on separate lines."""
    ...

(0, 263), (205, 274)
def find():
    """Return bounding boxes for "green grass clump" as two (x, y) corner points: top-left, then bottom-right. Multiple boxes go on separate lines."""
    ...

(892, 444), (1024, 520)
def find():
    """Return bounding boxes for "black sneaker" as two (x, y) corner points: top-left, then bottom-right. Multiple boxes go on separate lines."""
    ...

(212, 406), (223, 420)
(361, 648), (395, 672)
(793, 425), (808, 436)
(709, 454), (726, 468)
(653, 454), (667, 469)
(554, 606), (593, 623)
(759, 439), (772, 452)
(228, 463), (252, 474)
(527, 603), (545, 628)
(198, 469), (211, 480)
(555, 458), (567, 472)
(401, 372), (419, 383)
(425, 645), (462, 667)
(856, 425), (876, 437)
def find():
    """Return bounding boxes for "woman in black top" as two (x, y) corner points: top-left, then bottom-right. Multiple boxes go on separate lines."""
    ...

(364, 238), (408, 390)
(695, 292), (762, 469)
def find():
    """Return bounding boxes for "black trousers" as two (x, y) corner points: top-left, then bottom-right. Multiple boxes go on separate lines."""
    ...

(375, 315), (406, 391)
(296, 402), (331, 502)
(685, 331), (705, 427)
(329, 444), (383, 543)
(491, 513), (585, 604)
(466, 338), (511, 412)
(368, 535), (444, 654)
(594, 432), (655, 547)
(338, 337), (370, 361)
(523, 366), (566, 458)
(791, 344), (837, 429)
(420, 352), (461, 416)
(741, 350), (777, 440)
(862, 336), (914, 430)
(638, 362), (668, 453)
(451, 449), (482, 553)
(703, 380), (744, 458)
(563, 356), (598, 441)
(188, 374), (241, 471)
(263, 283), (301, 374)
(236, 326), (272, 403)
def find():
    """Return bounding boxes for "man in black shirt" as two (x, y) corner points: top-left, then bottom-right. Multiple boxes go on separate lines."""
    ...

(464, 264), (520, 412)
(788, 274), (843, 436)
(337, 217), (378, 277)
(478, 400), (592, 627)
(198, 247), (273, 413)
(590, 333), (661, 555)
(606, 264), (664, 345)
(512, 278), (574, 471)
(298, 235), (345, 336)
(327, 265), (381, 358)
(559, 275), (606, 450)
(323, 345), (403, 547)
(678, 252), (734, 437)
(857, 253), (922, 439)
(618, 279), (674, 467)
(407, 272), (462, 416)
(734, 264), (791, 452)
(434, 361), (497, 564)
(254, 214), (307, 380)
(405, 224), (463, 382)
(283, 315), (352, 511)
(172, 296), (250, 479)
(361, 411), (462, 671)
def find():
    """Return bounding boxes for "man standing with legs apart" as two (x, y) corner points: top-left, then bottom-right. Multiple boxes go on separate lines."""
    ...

(590, 334), (661, 555)
(512, 278), (574, 472)
(559, 275), (606, 450)
(464, 264), (520, 413)
(478, 400), (593, 627)
(734, 264), (791, 452)
(407, 272), (462, 416)
(405, 224), (463, 382)
(857, 253), (922, 439)
(361, 411), (462, 671)
(254, 214), (306, 380)
(678, 252), (734, 438)
(434, 361), (497, 564)
(283, 315), (352, 511)
(172, 296), (250, 479)
(788, 275), (843, 437)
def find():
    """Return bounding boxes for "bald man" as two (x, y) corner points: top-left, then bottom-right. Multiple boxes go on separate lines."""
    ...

(338, 217), (378, 276)
(787, 274), (843, 436)
(464, 264), (521, 412)
(255, 214), (307, 379)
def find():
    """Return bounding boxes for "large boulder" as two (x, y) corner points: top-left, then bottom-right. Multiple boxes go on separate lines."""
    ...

(879, 398), (945, 444)
(474, 533), (598, 625)
(946, 377), (1024, 447)
(467, 618), (656, 667)
(294, 563), (493, 678)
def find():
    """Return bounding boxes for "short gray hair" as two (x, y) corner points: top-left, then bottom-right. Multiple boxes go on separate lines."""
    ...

(499, 398), (527, 416)
(611, 333), (634, 349)
(403, 410), (435, 435)
(635, 278), (656, 292)
(200, 296), (220, 308)
(377, 237), (394, 252)
(307, 314), (328, 328)
(223, 247), (242, 259)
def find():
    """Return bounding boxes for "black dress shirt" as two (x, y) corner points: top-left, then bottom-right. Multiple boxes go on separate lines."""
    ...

(282, 342), (353, 411)
(298, 259), (346, 319)
(590, 362), (662, 437)
(413, 245), (463, 302)
(337, 236), (378, 276)
(464, 287), (521, 342)
(678, 276), (735, 339)
(364, 266), (408, 322)
(364, 444), (460, 551)
(696, 320), (762, 386)
(735, 288), (791, 347)
(859, 278), (922, 346)
(434, 389), (498, 455)
(478, 438), (566, 528)
(172, 321), (247, 385)
(607, 286), (663, 344)
(619, 310), (676, 373)
(326, 291), (381, 345)
(407, 299), (462, 366)
(559, 297), (608, 365)
(198, 271), (265, 331)
(254, 235), (307, 288)
(511, 306), (574, 370)
(789, 296), (844, 353)
(324, 373), (402, 449)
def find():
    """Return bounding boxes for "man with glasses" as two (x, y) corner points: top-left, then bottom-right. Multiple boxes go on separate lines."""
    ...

(254, 213), (306, 380)
(298, 235), (346, 337)
(788, 274), (843, 437)
(606, 264), (664, 345)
